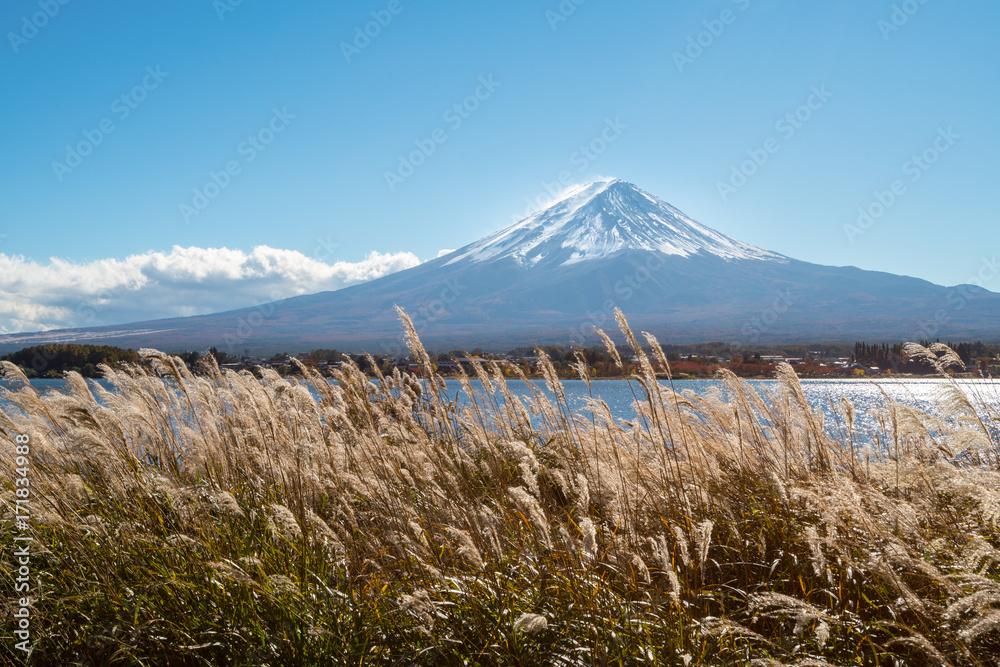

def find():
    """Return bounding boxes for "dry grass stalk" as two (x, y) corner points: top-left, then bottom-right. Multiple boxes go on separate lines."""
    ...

(0, 318), (998, 664)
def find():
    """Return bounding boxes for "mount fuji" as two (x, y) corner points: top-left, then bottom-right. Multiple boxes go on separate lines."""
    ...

(2, 179), (998, 354)
(444, 179), (782, 267)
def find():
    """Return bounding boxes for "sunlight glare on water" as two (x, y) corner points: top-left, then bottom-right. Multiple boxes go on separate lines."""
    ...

(440, 377), (1000, 446)
(8, 376), (1000, 448)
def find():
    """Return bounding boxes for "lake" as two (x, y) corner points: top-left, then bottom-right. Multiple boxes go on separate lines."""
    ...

(7, 376), (1000, 446)
(444, 377), (1000, 444)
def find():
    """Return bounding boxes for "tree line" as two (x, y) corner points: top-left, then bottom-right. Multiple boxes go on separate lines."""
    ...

(1, 344), (141, 378)
(853, 340), (1000, 373)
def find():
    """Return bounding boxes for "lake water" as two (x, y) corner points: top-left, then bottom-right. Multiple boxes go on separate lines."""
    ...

(445, 377), (1000, 442)
(6, 377), (1000, 444)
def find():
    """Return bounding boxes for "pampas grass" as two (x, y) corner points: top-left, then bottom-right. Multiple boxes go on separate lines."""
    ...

(2, 311), (1000, 665)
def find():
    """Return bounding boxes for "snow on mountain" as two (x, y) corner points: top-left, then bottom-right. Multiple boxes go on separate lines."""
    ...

(445, 179), (786, 267)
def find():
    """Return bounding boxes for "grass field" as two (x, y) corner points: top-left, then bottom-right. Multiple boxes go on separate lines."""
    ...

(3, 309), (1000, 665)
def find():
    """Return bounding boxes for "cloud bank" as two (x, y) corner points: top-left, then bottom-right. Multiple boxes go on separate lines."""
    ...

(0, 245), (421, 334)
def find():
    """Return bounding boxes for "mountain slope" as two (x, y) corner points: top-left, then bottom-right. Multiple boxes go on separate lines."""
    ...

(1, 179), (998, 354)
(446, 179), (783, 267)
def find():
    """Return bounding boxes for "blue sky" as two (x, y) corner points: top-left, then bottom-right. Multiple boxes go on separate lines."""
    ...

(1, 0), (998, 332)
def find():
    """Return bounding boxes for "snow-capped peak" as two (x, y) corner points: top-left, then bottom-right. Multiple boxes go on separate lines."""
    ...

(445, 179), (785, 267)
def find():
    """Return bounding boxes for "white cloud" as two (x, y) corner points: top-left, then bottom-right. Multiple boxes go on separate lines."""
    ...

(0, 245), (421, 334)
(436, 248), (456, 258)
